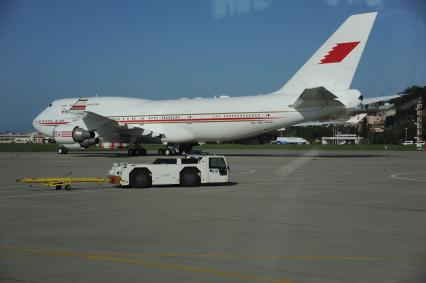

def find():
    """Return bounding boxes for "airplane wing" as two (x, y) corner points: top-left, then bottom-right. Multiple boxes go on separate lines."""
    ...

(68, 98), (163, 141)
(293, 113), (367, 127)
(361, 94), (404, 105)
(293, 120), (341, 126)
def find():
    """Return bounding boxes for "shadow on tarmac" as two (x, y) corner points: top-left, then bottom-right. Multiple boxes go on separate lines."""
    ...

(72, 152), (386, 158)
(70, 150), (386, 160)
(222, 152), (386, 158)
(110, 181), (239, 189)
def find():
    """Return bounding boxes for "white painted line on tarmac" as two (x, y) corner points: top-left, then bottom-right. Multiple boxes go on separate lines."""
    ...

(231, 169), (256, 176)
(390, 172), (426, 182)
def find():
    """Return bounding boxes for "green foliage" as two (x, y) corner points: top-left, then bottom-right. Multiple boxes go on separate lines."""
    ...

(375, 85), (426, 144)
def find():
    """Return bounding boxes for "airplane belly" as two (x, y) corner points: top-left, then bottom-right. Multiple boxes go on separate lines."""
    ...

(173, 120), (282, 142)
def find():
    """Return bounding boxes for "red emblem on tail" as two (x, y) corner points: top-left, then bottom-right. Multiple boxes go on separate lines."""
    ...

(320, 41), (360, 64)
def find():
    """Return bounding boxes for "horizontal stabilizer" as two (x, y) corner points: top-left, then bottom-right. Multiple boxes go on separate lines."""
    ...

(345, 113), (367, 124)
(290, 87), (345, 109)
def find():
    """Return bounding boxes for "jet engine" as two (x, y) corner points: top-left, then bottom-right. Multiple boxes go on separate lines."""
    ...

(53, 125), (98, 148)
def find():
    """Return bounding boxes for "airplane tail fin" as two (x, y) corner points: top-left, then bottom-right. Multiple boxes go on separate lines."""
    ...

(276, 12), (377, 94)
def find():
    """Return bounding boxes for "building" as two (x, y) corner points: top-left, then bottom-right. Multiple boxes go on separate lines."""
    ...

(365, 102), (397, 132)
(0, 132), (53, 144)
(322, 134), (363, 145)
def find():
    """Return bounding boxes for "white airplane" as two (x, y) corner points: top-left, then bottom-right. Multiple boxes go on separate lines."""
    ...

(33, 12), (383, 155)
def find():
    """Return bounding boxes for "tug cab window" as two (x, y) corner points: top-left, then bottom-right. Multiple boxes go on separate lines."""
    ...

(153, 159), (177, 164)
(209, 157), (227, 175)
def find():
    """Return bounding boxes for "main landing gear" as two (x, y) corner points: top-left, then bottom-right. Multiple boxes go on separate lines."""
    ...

(157, 144), (194, 156)
(58, 146), (69, 154)
(127, 144), (147, 156)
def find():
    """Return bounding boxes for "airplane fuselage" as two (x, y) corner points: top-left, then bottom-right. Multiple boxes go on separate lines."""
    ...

(33, 93), (345, 144)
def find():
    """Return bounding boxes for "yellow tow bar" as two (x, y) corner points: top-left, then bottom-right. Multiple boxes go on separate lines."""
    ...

(16, 177), (108, 190)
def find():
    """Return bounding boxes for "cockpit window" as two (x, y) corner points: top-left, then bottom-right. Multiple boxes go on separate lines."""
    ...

(48, 103), (52, 107)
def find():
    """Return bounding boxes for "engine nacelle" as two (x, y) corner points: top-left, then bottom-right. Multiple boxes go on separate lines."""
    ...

(80, 138), (99, 148)
(53, 125), (96, 146)
(73, 127), (94, 142)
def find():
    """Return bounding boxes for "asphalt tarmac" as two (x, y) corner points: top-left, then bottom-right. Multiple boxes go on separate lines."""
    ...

(1, 150), (426, 283)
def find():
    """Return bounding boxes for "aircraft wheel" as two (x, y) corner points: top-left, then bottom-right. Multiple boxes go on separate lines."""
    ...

(58, 147), (68, 154)
(164, 149), (171, 156)
(64, 185), (71, 191)
(128, 149), (135, 156)
(55, 185), (62, 190)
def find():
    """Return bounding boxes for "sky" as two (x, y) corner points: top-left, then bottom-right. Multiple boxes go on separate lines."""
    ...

(0, 0), (425, 131)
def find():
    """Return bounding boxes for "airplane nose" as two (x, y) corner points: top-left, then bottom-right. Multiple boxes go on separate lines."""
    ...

(32, 115), (40, 132)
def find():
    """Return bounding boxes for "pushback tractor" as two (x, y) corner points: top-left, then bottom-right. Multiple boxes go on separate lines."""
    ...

(108, 155), (230, 188)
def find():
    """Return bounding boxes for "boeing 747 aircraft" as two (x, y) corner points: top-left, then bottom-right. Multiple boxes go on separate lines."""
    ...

(33, 12), (383, 155)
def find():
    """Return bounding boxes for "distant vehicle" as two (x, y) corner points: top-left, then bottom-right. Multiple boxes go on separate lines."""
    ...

(108, 155), (229, 188)
(275, 137), (309, 145)
(402, 141), (414, 145)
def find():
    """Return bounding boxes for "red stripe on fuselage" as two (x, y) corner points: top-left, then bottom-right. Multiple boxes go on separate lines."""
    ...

(121, 117), (277, 123)
(38, 116), (279, 127)
(40, 122), (69, 125)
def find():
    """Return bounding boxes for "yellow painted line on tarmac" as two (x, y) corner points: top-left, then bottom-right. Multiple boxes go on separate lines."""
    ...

(219, 255), (404, 262)
(2, 247), (423, 263)
(81, 252), (426, 262)
(0, 247), (293, 283)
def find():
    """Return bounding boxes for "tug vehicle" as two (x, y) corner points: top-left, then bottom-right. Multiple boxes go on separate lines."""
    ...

(108, 155), (229, 188)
